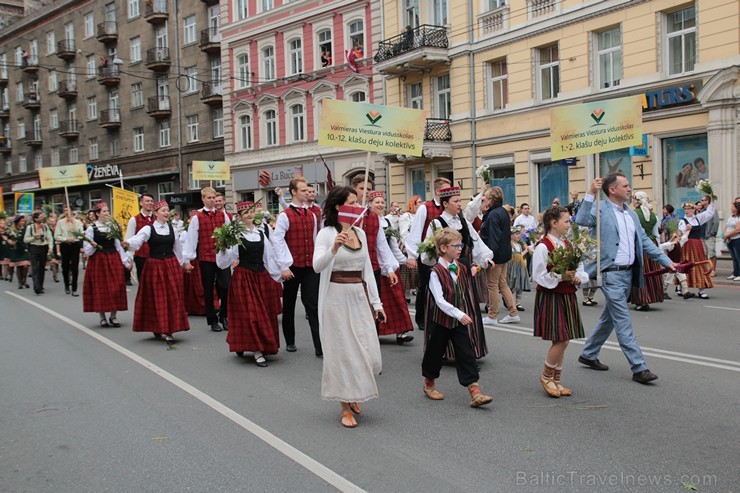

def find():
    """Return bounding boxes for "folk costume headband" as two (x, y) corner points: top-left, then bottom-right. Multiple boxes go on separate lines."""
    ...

(438, 187), (461, 198)
(236, 201), (254, 213)
(368, 191), (384, 200)
(93, 202), (108, 211)
(153, 200), (168, 211)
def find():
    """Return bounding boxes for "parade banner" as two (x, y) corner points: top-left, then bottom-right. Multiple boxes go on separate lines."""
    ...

(318, 100), (426, 157)
(14, 192), (34, 215)
(550, 95), (643, 160)
(111, 187), (139, 236)
(192, 161), (230, 181)
(38, 164), (90, 189)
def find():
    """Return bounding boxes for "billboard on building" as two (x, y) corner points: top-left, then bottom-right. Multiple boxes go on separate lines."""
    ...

(38, 164), (90, 189)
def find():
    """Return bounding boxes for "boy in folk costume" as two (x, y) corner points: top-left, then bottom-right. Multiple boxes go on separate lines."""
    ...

(124, 193), (154, 280)
(182, 187), (232, 332)
(422, 228), (493, 408)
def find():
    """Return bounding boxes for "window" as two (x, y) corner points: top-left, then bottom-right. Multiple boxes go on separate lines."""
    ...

(237, 54), (249, 88)
(35, 154), (43, 170)
(350, 91), (366, 103)
(264, 110), (277, 146)
(290, 104), (304, 142)
(407, 82), (423, 109)
(130, 37), (141, 63)
(14, 46), (22, 66)
(666, 6), (696, 75)
(239, 115), (252, 150)
(537, 44), (559, 100)
(33, 114), (41, 140)
(159, 121), (170, 147)
(50, 147), (60, 166)
(133, 127), (144, 152)
(433, 0), (448, 25)
(212, 108), (223, 138)
(133, 185), (148, 196)
(49, 109), (58, 129)
(110, 137), (120, 157)
(435, 74), (451, 119)
(88, 138), (99, 160)
(86, 55), (96, 79)
(89, 190), (102, 209)
(0, 54), (7, 80)
(288, 38), (303, 75)
(186, 115), (199, 142)
(19, 155), (27, 173)
(16, 82), (23, 102)
(17, 119), (25, 139)
(210, 58), (222, 92)
(68, 102), (77, 124)
(317, 30), (332, 67)
(185, 66), (198, 93)
(64, 22), (74, 42)
(405, 0), (420, 28)
(87, 96), (98, 119)
(596, 27), (622, 89)
(84, 13), (95, 38)
(348, 20), (364, 55)
(236, 0), (248, 20)
(158, 182), (174, 201)
(262, 46), (275, 81)
(259, 0), (274, 13)
(49, 70), (58, 92)
(29, 40), (38, 64)
(538, 161), (567, 210)
(489, 59), (507, 110)
(46, 31), (56, 55)
(128, 0), (140, 18)
(69, 146), (78, 164)
(486, 0), (506, 10)
(127, 83), (141, 109)
(183, 15), (196, 44)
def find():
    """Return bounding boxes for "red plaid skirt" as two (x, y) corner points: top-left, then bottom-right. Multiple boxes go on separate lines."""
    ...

(266, 276), (283, 319)
(183, 259), (219, 315)
(133, 256), (190, 334)
(83, 251), (128, 313)
(226, 266), (281, 354)
(379, 269), (413, 336)
(682, 238), (713, 289)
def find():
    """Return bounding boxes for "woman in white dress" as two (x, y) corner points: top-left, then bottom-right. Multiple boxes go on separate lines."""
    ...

(313, 186), (386, 429)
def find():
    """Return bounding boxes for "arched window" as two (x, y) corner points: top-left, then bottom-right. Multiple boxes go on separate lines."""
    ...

(290, 104), (304, 142)
(317, 30), (332, 68)
(350, 91), (366, 103)
(237, 54), (249, 88)
(239, 114), (252, 150)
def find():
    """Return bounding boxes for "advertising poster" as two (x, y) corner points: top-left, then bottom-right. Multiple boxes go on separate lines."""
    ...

(14, 193), (34, 215)
(111, 187), (139, 236)
(663, 135), (709, 217)
(599, 148), (633, 184)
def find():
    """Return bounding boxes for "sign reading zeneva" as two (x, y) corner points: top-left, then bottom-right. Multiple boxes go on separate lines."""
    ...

(87, 164), (120, 181)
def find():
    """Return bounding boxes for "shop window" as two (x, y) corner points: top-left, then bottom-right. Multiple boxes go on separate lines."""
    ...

(663, 134), (708, 217)
(537, 161), (567, 210)
(158, 182), (174, 201)
(599, 148), (632, 184)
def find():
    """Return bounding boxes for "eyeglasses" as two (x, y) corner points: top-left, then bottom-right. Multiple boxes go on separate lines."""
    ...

(450, 243), (464, 249)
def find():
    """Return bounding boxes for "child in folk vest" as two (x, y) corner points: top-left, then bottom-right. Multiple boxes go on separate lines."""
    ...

(421, 228), (493, 408)
(532, 206), (588, 398)
(507, 227), (529, 311)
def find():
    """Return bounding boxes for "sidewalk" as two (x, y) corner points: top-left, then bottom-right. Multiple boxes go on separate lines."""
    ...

(713, 257), (738, 287)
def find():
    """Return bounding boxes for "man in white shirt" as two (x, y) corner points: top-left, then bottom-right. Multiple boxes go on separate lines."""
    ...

(513, 203), (538, 232)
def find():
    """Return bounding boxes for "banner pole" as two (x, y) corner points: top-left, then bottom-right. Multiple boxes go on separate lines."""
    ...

(361, 151), (371, 209)
(119, 169), (124, 190)
(596, 189), (601, 287)
(64, 186), (70, 214)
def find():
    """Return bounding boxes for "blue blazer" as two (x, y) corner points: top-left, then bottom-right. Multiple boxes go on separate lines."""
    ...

(574, 197), (672, 288)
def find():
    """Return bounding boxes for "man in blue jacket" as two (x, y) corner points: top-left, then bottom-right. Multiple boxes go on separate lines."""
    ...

(575, 173), (676, 384)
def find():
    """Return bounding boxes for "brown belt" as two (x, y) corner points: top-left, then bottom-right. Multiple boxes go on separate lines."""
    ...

(330, 271), (364, 284)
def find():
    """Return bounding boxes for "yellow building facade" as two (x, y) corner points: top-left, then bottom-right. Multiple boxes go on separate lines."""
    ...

(377, 0), (739, 229)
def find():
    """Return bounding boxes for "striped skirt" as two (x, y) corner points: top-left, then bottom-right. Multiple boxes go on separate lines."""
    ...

(533, 290), (584, 341)
(399, 264), (418, 292)
(682, 238), (713, 289)
(630, 250), (664, 305)
(507, 253), (530, 292)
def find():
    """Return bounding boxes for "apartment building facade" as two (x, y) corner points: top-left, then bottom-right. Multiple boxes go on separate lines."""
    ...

(377, 0), (738, 222)
(0, 0), (225, 214)
(221, 0), (384, 212)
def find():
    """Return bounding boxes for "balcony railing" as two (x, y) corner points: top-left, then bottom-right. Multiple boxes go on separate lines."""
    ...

(145, 0), (169, 23)
(99, 109), (121, 128)
(479, 5), (509, 36)
(56, 39), (76, 60)
(147, 95), (171, 117)
(0, 136), (10, 153)
(424, 118), (451, 141)
(21, 58), (40, 74)
(59, 120), (80, 138)
(199, 28), (221, 53)
(529, 0), (557, 18)
(57, 80), (78, 99)
(374, 25), (449, 64)
(0, 105), (9, 118)
(22, 92), (40, 109)
(146, 48), (171, 70)
(24, 134), (42, 147)
(97, 66), (121, 85)
(201, 82), (223, 105)
(97, 22), (118, 43)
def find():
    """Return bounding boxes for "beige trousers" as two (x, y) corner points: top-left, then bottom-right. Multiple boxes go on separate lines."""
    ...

(486, 262), (517, 318)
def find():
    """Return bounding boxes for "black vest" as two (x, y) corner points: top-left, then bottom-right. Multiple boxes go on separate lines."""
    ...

(436, 214), (473, 267)
(92, 226), (116, 253)
(682, 218), (706, 239)
(148, 222), (175, 259)
(238, 231), (265, 272)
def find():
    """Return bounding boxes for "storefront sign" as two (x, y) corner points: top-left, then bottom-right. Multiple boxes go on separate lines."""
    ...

(38, 164), (90, 189)
(560, 158), (577, 166)
(111, 186), (139, 236)
(192, 161), (231, 181)
(318, 100), (425, 157)
(87, 164), (120, 181)
(629, 134), (649, 157)
(642, 82), (700, 112)
(11, 180), (40, 192)
(233, 162), (332, 191)
(258, 165), (302, 188)
(550, 95), (643, 160)
(168, 193), (200, 205)
(14, 192), (34, 215)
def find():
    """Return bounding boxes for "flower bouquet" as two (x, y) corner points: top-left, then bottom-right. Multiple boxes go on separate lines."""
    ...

(664, 219), (680, 238)
(103, 220), (125, 243)
(70, 229), (101, 249)
(475, 164), (493, 184)
(384, 225), (401, 242)
(212, 218), (247, 254)
(547, 226), (598, 276)
(42, 203), (54, 217)
(695, 179), (717, 201)
(417, 224), (440, 261)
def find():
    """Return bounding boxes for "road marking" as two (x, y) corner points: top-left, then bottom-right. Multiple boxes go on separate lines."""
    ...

(6, 291), (365, 493)
(408, 308), (740, 372)
(704, 305), (740, 311)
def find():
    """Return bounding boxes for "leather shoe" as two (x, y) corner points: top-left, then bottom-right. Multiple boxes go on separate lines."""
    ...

(315, 350), (323, 358)
(71, 291), (79, 297)
(578, 356), (609, 371)
(632, 369), (658, 384)
(65, 288), (71, 295)
(210, 323), (223, 332)
(286, 344), (297, 352)
(683, 292), (696, 299)
(220, 318), (228, 331)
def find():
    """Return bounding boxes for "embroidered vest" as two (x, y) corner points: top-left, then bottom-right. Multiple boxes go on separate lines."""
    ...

(196, 209), (226, 263)
(148, 223), (175, 259)
(237, 232), (265, 272)
(134, 213), (154, 258)
(636, 209), (658, 241)
(284, 206), (315, 268)
(362, 210), (380, 271)
(429, 262), (470, 329)
(535, 237), (577, 294)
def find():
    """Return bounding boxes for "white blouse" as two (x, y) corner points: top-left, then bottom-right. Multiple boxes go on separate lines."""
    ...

(532, 234), (588, 290)
(422, 211), (493, 267)
(125, 221), (183, 264)
(215, 228), (283, 283)
(83, 221), (131, 268)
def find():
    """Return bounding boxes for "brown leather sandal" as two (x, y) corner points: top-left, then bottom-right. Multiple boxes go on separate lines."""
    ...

(341, 411), (357, 428)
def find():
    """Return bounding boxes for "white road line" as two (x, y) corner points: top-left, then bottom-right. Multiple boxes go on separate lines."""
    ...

(6, 291), (365, 493)
(407, 308), (740, 372)
(703, 305), (740, 311)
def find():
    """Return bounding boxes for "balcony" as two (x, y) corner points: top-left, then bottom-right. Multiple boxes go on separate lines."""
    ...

(0, 74), (7, 86)
(59, 120), (80, 139)
(146, 48), (171, 71)
(99, 109), (121, 129)
(57, 80), (78, 100)
(199, 28), (221, 53)
(56, 39), (76, 60)
(24, 134), (42, 147)
(144, 1), (168, 24)
(147, 96), (171, 118)
(97, 66), (121, 86)
(97, 22), (118, 44)
(0, 137), (10, 154)
(373, 25), (449, 76)
(201, 82), (223, 106)
(22, 93), (40, 110)
(478, 4), (509, 38)
(21, 59), (40, 74)
(0, 106), (9, 118)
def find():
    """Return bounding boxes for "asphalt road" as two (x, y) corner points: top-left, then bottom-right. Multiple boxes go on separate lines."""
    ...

(1, 270), (739, 493)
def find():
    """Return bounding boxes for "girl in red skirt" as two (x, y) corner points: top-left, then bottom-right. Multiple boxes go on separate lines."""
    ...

(123, 201), (189, 343)
(216, 201), (284, 367)
(369, 191), (414, 345)
(532, 206), (588, 398)
(678, 200), (716, 299)
(82, 202), (131, 327)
